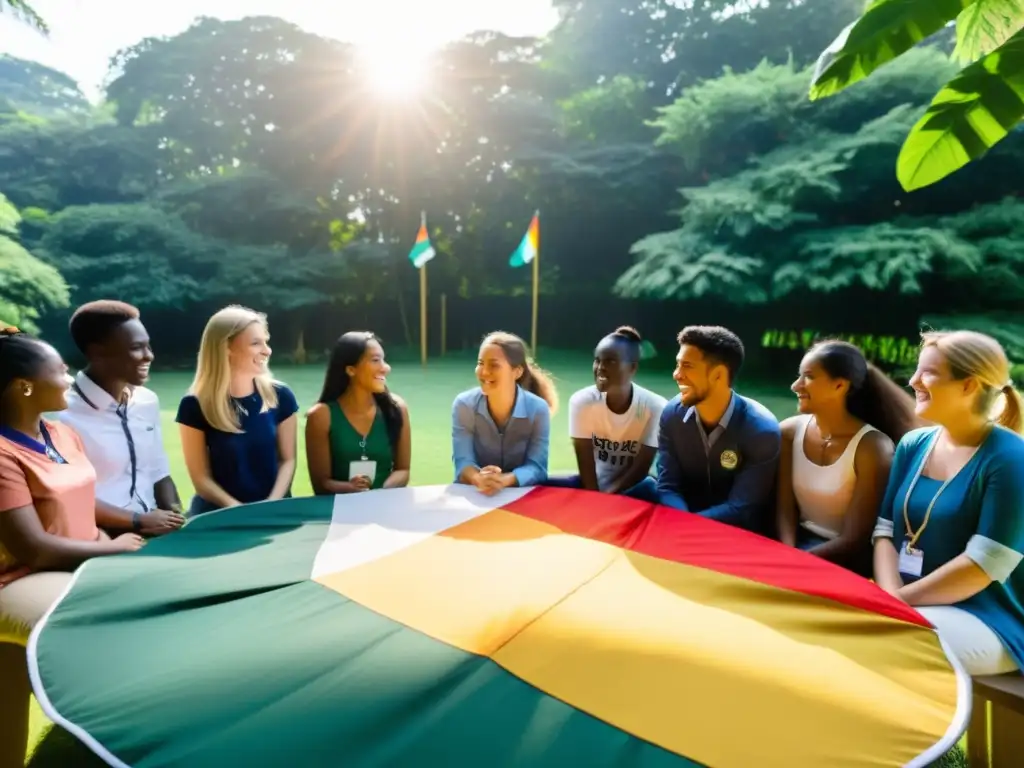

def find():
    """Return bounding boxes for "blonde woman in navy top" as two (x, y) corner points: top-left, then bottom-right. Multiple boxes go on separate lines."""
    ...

(452, 332), (557, 496)
(176, 306), (298, 515)
(873, 330), (1024, 676)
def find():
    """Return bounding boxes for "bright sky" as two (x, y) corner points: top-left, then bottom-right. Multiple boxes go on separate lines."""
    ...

(0, 0), (560, 100)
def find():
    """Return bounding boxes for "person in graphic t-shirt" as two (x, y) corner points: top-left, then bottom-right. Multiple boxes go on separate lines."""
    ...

(548, 326), (666, 501)
(176, 306), (299, 516)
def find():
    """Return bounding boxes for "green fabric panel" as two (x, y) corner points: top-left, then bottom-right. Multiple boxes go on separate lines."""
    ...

(33, 497), (703, 768)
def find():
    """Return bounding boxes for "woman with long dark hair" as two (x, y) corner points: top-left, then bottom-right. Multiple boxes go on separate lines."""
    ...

(305, 332), (410, 494)
(776, 340), (920, 574)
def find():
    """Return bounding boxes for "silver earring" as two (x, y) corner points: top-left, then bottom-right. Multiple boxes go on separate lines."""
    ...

(23, 387), (32, 396)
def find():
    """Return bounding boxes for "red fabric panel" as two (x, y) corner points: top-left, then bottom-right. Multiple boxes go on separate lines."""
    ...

(504, 487), (930, 628)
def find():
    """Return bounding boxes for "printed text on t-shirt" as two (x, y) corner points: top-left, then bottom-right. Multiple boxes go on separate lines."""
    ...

(594, 436), (639, 466)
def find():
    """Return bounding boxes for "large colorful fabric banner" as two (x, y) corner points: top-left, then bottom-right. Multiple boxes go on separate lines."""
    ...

(30, 486), (968, 768)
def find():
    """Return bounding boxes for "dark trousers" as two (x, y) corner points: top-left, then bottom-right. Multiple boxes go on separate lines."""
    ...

(543, 474), (659, 503)
(797, 528), (873, 578)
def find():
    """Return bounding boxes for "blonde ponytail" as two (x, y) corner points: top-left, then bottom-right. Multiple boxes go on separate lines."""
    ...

(998, 384), (1024, 434)
(921, 330), (1020, 433)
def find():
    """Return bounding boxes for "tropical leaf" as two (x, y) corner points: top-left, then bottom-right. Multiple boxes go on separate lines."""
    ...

(898, 27), (1024, 189)
(954, 0), (1024, 63)
(810, 0), (974, 100)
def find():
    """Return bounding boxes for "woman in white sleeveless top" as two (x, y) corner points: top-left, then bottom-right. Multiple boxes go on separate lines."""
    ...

(776, 340), (920, 575)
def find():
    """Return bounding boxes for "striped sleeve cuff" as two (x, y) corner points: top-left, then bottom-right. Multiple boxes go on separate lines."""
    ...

(872, 517), (894, 544)
(966, 534), (1024, 583)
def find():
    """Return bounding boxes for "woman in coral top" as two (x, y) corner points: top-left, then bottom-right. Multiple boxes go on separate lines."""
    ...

(0, 328), (144, 768)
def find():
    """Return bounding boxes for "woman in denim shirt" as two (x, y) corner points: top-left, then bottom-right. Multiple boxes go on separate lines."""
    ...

(452, 332), (558, 495)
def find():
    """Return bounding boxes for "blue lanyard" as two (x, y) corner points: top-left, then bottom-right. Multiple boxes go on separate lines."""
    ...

(72, 380), (146, 511)
(0, 422), (68, 464)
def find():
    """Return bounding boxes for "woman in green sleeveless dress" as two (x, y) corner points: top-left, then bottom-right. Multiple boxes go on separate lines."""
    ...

(305, 332), (410, 494)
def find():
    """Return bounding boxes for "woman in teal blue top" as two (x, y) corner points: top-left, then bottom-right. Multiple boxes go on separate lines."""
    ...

(873, 330), (1024, 676)
(305, 332), (411, 494)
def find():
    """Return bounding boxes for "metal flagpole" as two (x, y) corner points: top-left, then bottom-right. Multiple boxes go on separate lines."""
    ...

(531, 210), (539, 353)
(420, 261), (428, 367)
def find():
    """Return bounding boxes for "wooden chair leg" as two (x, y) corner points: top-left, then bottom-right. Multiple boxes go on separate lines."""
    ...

(967, 695), (989, 768)
(990, 701), (1024, 768)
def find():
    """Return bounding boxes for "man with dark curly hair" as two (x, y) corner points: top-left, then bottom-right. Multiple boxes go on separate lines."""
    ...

(656, 325), (781, 534)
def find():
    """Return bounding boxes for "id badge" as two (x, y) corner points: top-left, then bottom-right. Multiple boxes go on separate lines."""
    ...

(349, 460), (377, 484)
(898, 541), (924, 578)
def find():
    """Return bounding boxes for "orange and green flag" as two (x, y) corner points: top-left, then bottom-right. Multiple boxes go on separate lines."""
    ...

(509, 211), (539, 267)
(29, 486), (968, 767)
(408, 211), (435, 268)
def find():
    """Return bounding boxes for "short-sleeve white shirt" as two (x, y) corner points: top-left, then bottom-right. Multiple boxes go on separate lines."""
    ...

(568, 384), (667, 491)
(57, 371), (171, 512)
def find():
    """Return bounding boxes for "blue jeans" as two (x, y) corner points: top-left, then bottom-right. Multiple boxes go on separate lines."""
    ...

(543, 474), (659, 503)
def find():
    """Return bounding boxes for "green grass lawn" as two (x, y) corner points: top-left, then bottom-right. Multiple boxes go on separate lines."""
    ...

(22, 357), (966, 767)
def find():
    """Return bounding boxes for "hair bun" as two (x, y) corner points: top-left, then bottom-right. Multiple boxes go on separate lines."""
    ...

(614, 325), (642, 343)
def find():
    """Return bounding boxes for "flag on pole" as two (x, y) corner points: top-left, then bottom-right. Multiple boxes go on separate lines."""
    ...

(509, 212), (539, 267)
(29, 486), (968, 768)
(408, 212), (435, 268)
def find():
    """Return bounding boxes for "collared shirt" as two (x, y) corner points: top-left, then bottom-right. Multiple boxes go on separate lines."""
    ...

(451, 386), (550, 487)
(685, 393), (736, 453)
(57, 371), (171, 512)
(655, 391), (781, 531)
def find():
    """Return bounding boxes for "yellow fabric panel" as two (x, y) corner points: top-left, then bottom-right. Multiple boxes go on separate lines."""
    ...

(316, 508), (959, 767)
(314, 508), (618, 656)
(493, 550), (959, 768)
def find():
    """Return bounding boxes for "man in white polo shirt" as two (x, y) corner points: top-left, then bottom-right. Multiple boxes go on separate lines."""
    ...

(549, 326), (666, 501)
(59, 301), (184, 536)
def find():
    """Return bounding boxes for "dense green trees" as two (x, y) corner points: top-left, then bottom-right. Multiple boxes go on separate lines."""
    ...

(0, 192), (67, 332)
(616, 43), (1024, 350)
(0, 0), (1021, 362)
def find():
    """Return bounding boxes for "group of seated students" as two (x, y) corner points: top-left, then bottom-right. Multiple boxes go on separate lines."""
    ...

(0, 300), (1022, 766)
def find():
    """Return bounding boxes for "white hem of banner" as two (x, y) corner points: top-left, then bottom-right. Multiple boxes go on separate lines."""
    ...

(25, 486), (975, 768)
(27, 559), (132, 768)
(905, 631), (973, 768)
